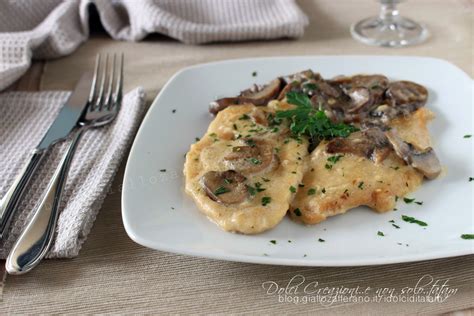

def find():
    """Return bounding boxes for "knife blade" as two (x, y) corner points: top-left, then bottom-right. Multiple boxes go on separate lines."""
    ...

(0, 71), (93, 238)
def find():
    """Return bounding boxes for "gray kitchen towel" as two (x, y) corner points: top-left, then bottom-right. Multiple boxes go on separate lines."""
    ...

(0, 88), (146, 258)
(0, 0), (309, 91)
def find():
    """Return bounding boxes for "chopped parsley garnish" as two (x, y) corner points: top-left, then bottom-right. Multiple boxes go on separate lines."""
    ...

(252, 71), (257, 77)
(270, 240), (276, 244)
(214, 186), (230, 196)
(321, 188), (326, 194)
(464, 134), (472, 138)
(261, 196), (271, 206)
(223, 178), (233, 184)
(307, 188), (316, 195)
(233, 123), (238, 130)
(390, 166), (400, 170)
(247, 182), (265, 196)
(403, 197), (423, 205)
(392, 224), (400, 229)
(389, 220), (395, 223)
(298, 184), (305, 188)
(294, 208), (302, 216)
(327, 154), (343, 164)
(469, 177), (473, 182)
(195, 137), (200, 142)
(172, 109), (176, 113)
(289, 186), (296, 193)
(461, 234), (474, 240)
(276, 92), (358, 141)
(262, 177), (270, 182)
(247, 158), (262, 165)
(239, 114), (250, 120)
(318, 238), (325, 242)
(209, 133), (219, 142)
(377, 231), (385, 236)
(288, 240), (292, 243)
(402, 215), (428, 227)
(254, 182), (265, 192)
(358, 182), (364, 189)
(160, 169), (166, 172)
(303, 83), (318, 92)
(244, 138), (256, 147)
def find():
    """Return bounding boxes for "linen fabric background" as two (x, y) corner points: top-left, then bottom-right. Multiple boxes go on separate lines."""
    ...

(0, 0), (308, 91)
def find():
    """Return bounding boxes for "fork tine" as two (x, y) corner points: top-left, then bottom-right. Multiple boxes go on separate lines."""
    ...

(104, 54), (115, 110)
(95, 54), (108, 110)
(112, 53), (124, 107)
(88, 54), (101, 107)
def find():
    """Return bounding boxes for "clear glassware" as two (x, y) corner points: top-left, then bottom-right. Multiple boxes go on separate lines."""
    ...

(351, 0), (429, 47)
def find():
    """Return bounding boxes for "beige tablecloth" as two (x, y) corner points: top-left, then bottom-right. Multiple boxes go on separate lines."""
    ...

(1, 0), (473, 314)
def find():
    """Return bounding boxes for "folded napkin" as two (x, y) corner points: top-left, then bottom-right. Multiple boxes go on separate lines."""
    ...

(0, 88), (146, 258)
(0, 0), (308, 91)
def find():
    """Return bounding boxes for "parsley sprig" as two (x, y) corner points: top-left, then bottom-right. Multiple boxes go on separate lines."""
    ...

(276, 92), (358, 141)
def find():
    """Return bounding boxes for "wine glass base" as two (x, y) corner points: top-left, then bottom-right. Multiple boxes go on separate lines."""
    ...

(351, 16), (429, 47)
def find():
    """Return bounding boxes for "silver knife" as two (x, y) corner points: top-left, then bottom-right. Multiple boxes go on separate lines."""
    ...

(0, 72), (93, 239)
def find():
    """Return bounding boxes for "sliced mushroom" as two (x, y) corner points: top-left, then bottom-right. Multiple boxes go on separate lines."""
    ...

(201, 170), (248, 204)
(385, 130), (441, 179)
(326, 128), (391, 163)
(386, 81), (428, 107)
(346, 87), (372, 113)
(330, 75), (389, 114)
(224, 139), (277, 174)
(209, 78), (282, 115)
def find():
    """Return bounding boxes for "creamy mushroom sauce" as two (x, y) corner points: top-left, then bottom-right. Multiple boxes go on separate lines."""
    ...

(184, 70), (441, 233)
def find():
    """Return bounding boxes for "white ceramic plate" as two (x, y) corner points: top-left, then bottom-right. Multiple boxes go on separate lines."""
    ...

(122, 56), (474, 266)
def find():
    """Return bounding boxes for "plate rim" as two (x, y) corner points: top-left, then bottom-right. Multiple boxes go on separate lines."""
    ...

(122, 55), (474, 267)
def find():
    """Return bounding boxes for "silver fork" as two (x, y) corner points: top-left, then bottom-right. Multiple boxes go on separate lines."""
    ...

(6, 53), (124, 274)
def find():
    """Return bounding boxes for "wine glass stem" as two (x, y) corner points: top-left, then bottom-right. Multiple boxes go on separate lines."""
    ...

(379, 3), (400, 22)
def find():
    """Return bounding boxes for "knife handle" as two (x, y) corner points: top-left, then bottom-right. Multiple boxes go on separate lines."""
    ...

(6, 129), (84, 274)
(0, 150), (46, 239)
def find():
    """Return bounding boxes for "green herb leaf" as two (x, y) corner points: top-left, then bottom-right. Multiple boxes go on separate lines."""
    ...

(392, 224), (400, 229)
(276, 92), (358, 141)
(469, 177), (474, 182)
(307, 188), (316, 195)
(358, 182), (364, 190)
(244, 138), (256, 147)
(261, 196), (271, 206)
(289, 186), (296, 193)
(461, 234), (474, 240)
(403, 197), (415, 204)
(252, 71), (257, 77)
(377, 231), (385, 237)
(402, 215), (428, 227)
(270, 240), (276, 244)
(294, 208), (302, 216)
(318, 238), (325, 242)
(248, 158), (262, 165)
(214, 186), (230, 196)
(239, 114), (250, 120)
(464, 134), (472, 138)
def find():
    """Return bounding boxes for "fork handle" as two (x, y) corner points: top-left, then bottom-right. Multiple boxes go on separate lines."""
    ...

(0, 150), (46, 239)
(6, 128), (84, 274)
